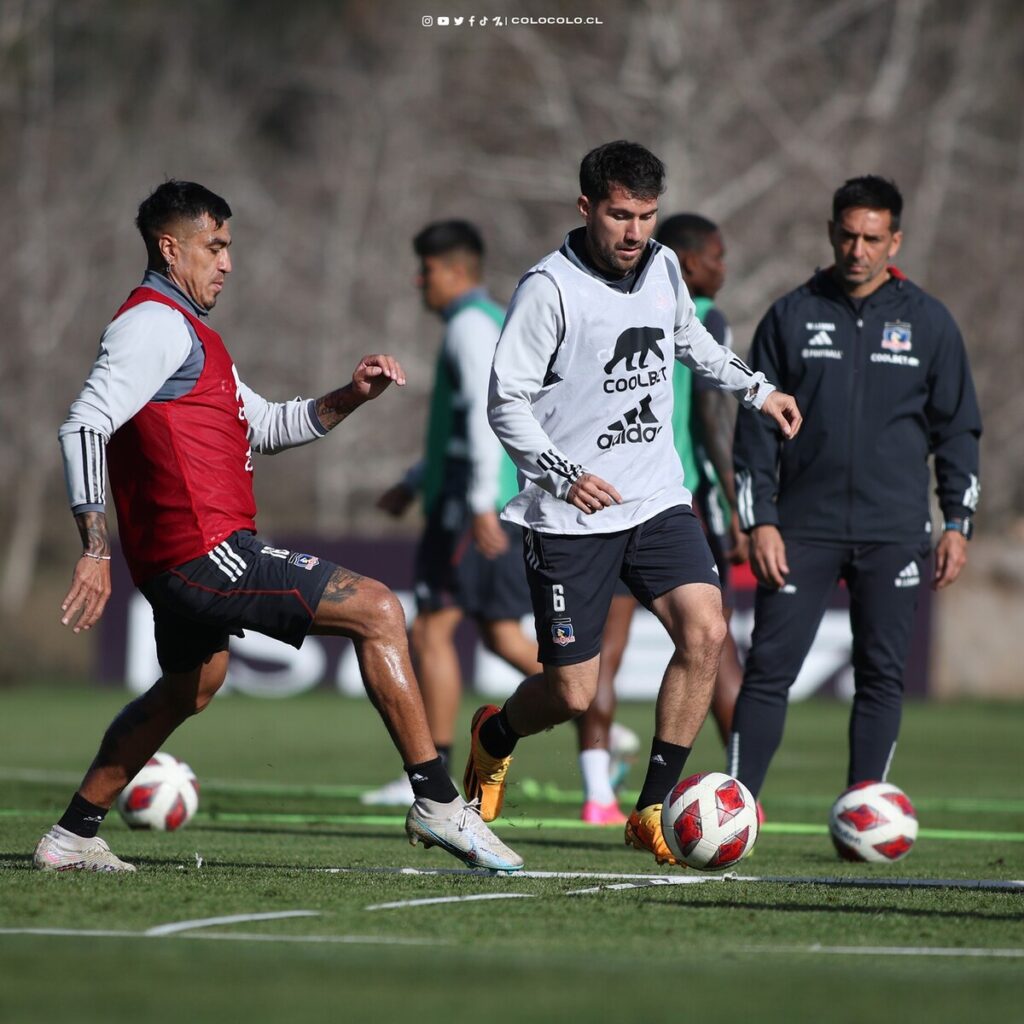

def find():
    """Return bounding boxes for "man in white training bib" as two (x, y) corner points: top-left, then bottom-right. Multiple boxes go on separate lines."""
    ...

(462, 141), (802, 865)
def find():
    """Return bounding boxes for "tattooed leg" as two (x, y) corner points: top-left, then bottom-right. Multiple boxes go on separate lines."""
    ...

(77, 651), (229, 807)
(310, 567), (436, 764)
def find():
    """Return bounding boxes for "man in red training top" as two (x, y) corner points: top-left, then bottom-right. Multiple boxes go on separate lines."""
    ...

(35, 179), (522, 874)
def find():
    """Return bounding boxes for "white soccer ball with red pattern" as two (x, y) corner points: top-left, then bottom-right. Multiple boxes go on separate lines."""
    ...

(661, 771), (759, 870)
(116, 752), (199, 831)
(829, 781), (918, 863)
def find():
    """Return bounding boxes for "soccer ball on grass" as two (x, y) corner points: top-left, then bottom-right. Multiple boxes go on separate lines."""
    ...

(661, 771), (759, 870)
(116, 751), (199, 831)
(828, 780), (918, 862)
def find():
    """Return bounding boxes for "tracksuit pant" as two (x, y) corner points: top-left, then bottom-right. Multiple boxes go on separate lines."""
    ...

(729, 537), (931, 798)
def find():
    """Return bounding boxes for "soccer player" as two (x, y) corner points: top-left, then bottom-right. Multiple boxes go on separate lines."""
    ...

(573, 213), (749, 825)
(465, 141), (802, 865)
(34, 180), (522, 874)
(363, 220), (540, 805)
(730, 175), (981, 808)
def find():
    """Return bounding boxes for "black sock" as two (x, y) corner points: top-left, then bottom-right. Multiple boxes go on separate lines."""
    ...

(57, 792), (108, 839)
(636, 738), (691, 810)
(435, 744), (452, 770)
(405, 757), (459, 803)
(479, 706), (519, 759)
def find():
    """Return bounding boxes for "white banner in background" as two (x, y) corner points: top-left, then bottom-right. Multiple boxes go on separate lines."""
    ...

(125, 591), (852, 702)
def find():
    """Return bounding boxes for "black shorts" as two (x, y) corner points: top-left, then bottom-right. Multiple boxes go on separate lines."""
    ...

(524, 506), (721, 666)
(139, 531), (336, 673)
(415, 494), (531, 622)
(457, 521), (532, 621)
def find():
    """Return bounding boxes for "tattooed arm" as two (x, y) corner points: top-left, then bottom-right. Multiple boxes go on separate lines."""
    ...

(241, 355), (408, 453)
(61, 511), (112, 633)
(315, 355), (407, 432)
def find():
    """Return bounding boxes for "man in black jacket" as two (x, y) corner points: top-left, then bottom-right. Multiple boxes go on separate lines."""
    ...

(730, 175), (981, 804)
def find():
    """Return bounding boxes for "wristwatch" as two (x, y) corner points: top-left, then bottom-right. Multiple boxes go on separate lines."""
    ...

(943, 516), (973, 540)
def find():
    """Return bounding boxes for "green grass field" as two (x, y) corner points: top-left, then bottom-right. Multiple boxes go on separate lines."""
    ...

(1, 687), (1022, 1024)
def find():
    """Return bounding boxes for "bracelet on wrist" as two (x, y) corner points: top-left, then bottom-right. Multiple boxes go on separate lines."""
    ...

(942, 516), (973, 540)
(81, 551), (112, 561)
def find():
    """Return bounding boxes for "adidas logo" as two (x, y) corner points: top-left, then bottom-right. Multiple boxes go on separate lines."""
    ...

(895, 562), (920, 588)
(780, 584), (798, 594)
(650, 754), (667, 767)
(410, 773), (428, 782)
(597, 395), (662, 450)
(807, 330), (833, 346)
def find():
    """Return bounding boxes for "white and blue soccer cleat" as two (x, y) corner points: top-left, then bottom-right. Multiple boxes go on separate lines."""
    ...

(406, 796), (524, 873)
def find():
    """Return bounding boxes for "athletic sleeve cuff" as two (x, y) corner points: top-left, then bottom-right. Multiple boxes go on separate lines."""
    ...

(306, 399), (328, 436)
(744, 377), (776, 410)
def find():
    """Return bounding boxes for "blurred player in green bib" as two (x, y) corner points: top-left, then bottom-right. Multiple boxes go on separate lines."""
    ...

(364, 221), (540, 806)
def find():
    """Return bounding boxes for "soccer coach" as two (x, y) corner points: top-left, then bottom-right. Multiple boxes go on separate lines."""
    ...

(730, 175), (982, 803)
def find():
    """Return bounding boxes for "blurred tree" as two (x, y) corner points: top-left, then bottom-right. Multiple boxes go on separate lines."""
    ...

(0, 0), (1020, 641)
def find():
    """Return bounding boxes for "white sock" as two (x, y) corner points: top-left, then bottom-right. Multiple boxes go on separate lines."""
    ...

(579, 749), (616, 804)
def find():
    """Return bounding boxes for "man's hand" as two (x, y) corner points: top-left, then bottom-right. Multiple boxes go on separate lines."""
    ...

(351, 354), (406, 402)
(760, 390), (802, 439)
(727, 511), (750, 565)
(316, 355), (408, 429)
(933, 531), (968, 590)
(749, 524), (789, 589)
(566, 473), (622, 515)
(377, 482), (415, 517)
(472, 511), (509, 558)
(61, 555), (111, 634)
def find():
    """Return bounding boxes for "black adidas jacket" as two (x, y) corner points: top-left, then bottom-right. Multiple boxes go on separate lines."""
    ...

(734, 268), (981, 543)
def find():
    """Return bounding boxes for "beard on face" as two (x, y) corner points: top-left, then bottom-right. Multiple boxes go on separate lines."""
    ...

(596, 238), (642, 276)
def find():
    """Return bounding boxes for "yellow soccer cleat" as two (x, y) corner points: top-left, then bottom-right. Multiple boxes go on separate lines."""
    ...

(462, 705), (513, 822)
(625, 804), (681, 866)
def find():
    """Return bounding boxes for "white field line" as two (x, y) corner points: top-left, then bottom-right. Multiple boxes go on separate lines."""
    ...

(0, 926), (445, 947)
(0, 928), (140, 938)
(171, 932), (449, 945)
(366, 893), (535, 911)
(323, 866), (719, 881)
(565, 878), (696, 895)
(744, 944), (1024, 959)
(364, 876), (692, 909)
(361, 870), (1024, 912)
(145, 910), (320, 936)
(324, 865), (1024, 891)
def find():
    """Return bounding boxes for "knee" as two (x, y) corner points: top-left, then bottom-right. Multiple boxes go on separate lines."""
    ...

(156, 653), (228, 719)
(554, 678), (594, 719)
(193, 660), (228, 715)
(356, 581), (408, 641)
(588, 679), (616, 721)
(409, 614), (428, 652)
(412, 608), (454, 652)
(480, 625), (512, 661)
(684, 611), (728, 660)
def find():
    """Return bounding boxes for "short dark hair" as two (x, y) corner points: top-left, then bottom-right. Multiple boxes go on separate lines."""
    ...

(136, 180), (232, 264)
(832, 175), (903, 231)
(579, 140), (666, 203)
(656, 213), (719, 255)
(412, 220), (485, 260)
